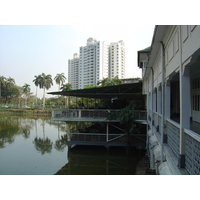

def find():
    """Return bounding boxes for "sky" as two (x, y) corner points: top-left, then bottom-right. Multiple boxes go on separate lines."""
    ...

(0, 25), (155, 98)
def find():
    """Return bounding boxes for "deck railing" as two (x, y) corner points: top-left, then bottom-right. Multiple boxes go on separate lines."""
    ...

(52, 109), (147, 121)
(68, 132), (146, 147)
(52, 109), (121, 120)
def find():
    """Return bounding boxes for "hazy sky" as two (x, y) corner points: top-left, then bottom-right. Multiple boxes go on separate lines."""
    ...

(0, 25), (155, 98)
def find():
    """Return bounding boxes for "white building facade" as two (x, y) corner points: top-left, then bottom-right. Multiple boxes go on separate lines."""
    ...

(109, 41), (125, 79)
(68, 38), (125, 89)
(79, 38), (109, 89)
(68, 53), (79, 90)
(138, 25), (200, 175)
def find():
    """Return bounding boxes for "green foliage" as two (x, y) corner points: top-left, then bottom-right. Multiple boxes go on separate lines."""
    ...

(107, 111), (117, 120)
(119, 105), (138, 134)
(54, 73), (66, 91)
(98, 76), (123, 87)
(60, 83), (72, 91)
(0, 76), (19, 104)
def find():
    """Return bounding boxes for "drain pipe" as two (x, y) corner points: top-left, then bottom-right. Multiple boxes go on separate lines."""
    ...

(161, 41), (165, 162)
(150, 66), (154, 169)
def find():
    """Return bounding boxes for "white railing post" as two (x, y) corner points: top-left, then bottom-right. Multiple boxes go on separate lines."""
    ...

(106, 123), (109, 142)
(79, 109), (81, 118)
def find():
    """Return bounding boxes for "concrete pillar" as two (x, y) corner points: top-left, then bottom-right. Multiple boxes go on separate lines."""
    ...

(165, 81), (171, 119)
(179, 72), (190, 168)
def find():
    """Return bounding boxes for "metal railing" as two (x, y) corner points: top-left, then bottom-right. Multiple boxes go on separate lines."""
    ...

(52, 109), (121, 120)
(69, 132), (146, 147)
(52, 109), (147, 121)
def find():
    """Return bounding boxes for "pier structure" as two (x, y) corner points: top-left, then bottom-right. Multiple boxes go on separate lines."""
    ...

(49, 82), (147, 149)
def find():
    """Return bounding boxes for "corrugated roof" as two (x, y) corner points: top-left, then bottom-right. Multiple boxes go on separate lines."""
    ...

(48, 82), (143, 100)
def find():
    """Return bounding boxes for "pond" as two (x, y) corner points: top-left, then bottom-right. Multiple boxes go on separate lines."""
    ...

(0, 115), (145, 175)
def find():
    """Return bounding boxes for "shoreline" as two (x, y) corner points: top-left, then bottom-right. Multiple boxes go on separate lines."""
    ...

(0, 108), (52, 116)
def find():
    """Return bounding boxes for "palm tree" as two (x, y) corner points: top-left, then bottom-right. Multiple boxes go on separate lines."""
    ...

(54, 73), (66, 91)
(38, 73), (53, 110)
(98, 77), (111, 87)
(22, 83), (31, 106)
(60, 83), (72, 108)
(111, 76), (123, 85)
(60, 83), (72, 91)
(98, 76), (123, 87)
(7, 77), (15, 85)
(33, 75), (42, 105)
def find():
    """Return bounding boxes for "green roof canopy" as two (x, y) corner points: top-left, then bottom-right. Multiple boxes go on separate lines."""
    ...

(48, 82), (143, 100)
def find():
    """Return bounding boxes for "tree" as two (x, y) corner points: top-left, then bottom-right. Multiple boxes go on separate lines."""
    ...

(98, 77), (111, 87)
(60, 83), (72, 91)
(98, 76), (123, 87)
(54, 73), (66, 91)
(0, 76), (6, 100)
(111, 76), (123, 85)
(33, 75), (42, 105)
(22, 83), (31, 106)
(60, 83), (72, 108)
(0, 76), (17, 104)
(23, 83), (31, 105)
(38, 73), (53, 110)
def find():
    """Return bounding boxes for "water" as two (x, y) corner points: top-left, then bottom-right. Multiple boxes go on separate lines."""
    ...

(0, 115), (144, 175)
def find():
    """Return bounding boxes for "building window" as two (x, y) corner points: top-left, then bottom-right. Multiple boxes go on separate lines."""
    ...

(192, 77), (200, 111)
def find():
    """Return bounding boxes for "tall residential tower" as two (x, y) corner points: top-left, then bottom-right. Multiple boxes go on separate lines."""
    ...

(68, 53), (79, 90)
(79, 38), (109, 89)
(109, 40), (125, 79)
(68, 38), (125, 89)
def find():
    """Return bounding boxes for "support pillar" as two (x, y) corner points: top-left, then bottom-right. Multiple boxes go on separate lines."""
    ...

(106, 123), (109, 142)
(179, 71), (190, 168)
(165, 81), (170, 119)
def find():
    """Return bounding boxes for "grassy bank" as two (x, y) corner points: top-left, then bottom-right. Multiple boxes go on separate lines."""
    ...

(0, 108), (51, 116)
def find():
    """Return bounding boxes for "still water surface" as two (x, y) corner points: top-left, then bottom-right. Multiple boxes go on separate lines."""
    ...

(0, 116), (143, 175)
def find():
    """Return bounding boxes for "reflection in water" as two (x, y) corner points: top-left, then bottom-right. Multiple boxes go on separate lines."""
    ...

(0, 116), (68, 175)
(0, 116), (145, 175)
(33, 137), (53, 154)
(55, 146), (144, 175)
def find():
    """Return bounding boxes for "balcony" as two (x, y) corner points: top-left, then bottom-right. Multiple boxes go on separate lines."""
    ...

(52, 109), (147, 123)
(52, 109), (121, 122)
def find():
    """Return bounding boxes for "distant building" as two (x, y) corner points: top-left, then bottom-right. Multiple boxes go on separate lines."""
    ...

(68, 53), (79, 90)
(68, 38), (126, 89)
(79, 38), (109, 89)
(109, 40), (125, 79)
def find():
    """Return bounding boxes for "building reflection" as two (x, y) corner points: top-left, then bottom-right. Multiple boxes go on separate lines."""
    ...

(55, 146), (142, 175)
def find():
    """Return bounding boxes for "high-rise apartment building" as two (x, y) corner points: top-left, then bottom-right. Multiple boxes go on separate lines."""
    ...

(109, 40), (125, 79)
(68, 38), (125, 89)
(79, 38), (109, 89)
(68, 53), (79, 90)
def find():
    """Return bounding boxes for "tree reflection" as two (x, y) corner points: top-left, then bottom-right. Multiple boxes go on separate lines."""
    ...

(0, 116), (20, 148)
(54, 134), (68, 151)
(33, 137), (53, 155)
(33, 118), (53, 154)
